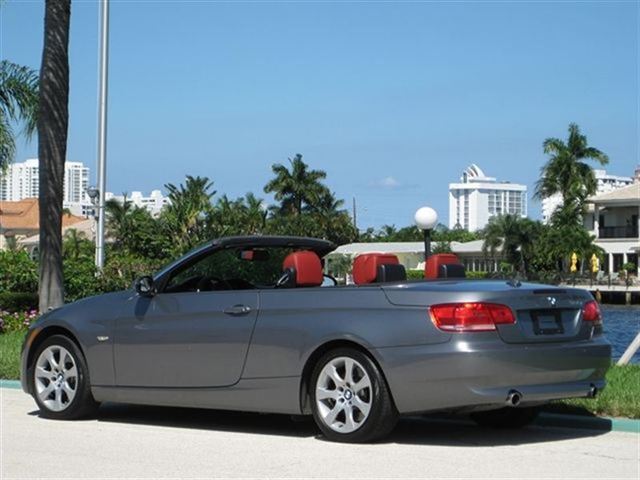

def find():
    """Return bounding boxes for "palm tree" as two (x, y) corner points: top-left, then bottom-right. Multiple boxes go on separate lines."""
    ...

(378, 225), (398, 241)
(0, 60), (39, 170)
(162, 175), (215, 253)
(482, 215), (541, 274)
(63, 228), (88, 260)
(535, 123), (609, 224)
(264, 154), (328, 215)
(105, 195), (133, 247)
(309, 190), (352, 239)
(38, 0), (71, 313)
(243, 192), (267, 234)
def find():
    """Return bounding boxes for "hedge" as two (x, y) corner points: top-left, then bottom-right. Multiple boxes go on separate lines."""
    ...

(0, 292), (39, 312)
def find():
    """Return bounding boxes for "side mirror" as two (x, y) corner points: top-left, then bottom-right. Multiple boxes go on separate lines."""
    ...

(134, 275), (156, 297)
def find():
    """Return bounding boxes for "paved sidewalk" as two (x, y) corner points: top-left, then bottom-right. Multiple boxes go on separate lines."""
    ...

(1, 388), (638, 479)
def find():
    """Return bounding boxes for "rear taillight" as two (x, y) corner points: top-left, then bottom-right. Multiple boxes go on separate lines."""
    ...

(582, 300), (602, 324)
(429, 302), (516, 332)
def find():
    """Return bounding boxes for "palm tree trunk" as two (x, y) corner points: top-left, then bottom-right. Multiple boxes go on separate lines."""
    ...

(38, 0), (71, 313)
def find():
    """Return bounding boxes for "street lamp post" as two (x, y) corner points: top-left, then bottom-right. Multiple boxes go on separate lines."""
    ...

(86, 186), (100, 268)
(414, 207), (438, 261)
(95, 0), (110, 270)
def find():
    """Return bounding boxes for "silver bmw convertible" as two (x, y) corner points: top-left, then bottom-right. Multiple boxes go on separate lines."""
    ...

(21, 235), (610, 442)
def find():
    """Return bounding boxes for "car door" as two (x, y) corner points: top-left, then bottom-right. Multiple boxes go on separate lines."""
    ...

(113, 247), (260, 388)
(114, 291), (258, 388)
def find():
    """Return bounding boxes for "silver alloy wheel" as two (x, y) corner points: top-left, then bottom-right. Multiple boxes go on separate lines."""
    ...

(34, 345), (78, 412)
(315, 356), (373, 434)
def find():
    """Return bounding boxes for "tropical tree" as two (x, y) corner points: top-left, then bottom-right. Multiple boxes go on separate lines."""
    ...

(62, 228), (90, 260)
(535, 123), (609, 224)
(38, 0), (71, 312)
(207, 192), (268, 237)
(161, 175), (215, 254)
(531, 223), (603, 274)
(0, 60), (39, 169)
(309, 190), (348, 234)
(105, 196), (133, 243)
(244, 193), (267, 233)
(482, 215), (542, 274)
(264, 154), (328, 215)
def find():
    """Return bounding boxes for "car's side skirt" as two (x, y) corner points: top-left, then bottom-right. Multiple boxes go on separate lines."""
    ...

(91, 376), (302, 415)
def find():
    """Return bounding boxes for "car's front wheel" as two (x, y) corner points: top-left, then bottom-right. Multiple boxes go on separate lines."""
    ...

(30, 335), (98, 419)
(310, 348), (397, 443)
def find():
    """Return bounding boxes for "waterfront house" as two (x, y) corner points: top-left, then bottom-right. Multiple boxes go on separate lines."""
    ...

(585, 182), (640, 276)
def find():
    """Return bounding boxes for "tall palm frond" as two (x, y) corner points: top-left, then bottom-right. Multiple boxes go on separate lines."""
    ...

(0, 60), (39, 169)
(535, 123), (609, 204)
(264, 154), (328, 215)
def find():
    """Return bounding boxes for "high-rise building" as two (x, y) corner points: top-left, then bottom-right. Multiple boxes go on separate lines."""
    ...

(448, 164), (527, 231)
(0, 158), (90, 213)
(541, 168), (634, 223)
(105, 190), (170, 216)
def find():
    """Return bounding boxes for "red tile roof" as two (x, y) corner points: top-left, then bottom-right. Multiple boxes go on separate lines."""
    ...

(0, 198), (85, 231)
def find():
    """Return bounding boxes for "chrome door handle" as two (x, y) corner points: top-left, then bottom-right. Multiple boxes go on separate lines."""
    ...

(223, 304), (252, 316)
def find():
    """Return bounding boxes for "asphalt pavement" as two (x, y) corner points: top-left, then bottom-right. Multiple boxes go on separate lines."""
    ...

(1, 387), (638, 479)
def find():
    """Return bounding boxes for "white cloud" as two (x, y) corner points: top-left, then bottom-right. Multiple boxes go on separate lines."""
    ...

(374, 176), (401, 188)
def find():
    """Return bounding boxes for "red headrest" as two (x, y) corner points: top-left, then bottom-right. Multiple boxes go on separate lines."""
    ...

(282, 251), (323, 287)
(353, 253), (400, 285)
(425, 253), (463, 279)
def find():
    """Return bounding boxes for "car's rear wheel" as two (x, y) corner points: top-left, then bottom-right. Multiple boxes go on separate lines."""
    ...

(30, 335), (99, 420)
(471, 407), (539, 429)
(310, 348), (397, 443)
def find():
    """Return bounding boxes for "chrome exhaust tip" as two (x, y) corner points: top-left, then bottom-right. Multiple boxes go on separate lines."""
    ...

(506, 390), (522, 407)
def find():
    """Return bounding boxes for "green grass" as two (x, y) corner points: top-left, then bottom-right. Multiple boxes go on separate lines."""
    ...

(0, 331), (25, 380)
(547, 364), (640, 419)
(0, 330), (638, 419)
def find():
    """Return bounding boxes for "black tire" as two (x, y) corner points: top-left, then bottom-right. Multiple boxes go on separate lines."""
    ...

(310, 348), (398, 443)
(28, 334), (99, 420)
(471, 407), (539, 429)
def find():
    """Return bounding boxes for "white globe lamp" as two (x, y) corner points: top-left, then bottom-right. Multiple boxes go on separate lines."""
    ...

(414, 207), (438, 260)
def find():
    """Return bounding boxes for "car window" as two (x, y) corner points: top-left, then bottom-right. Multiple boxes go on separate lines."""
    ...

(163, 247), (293, 293)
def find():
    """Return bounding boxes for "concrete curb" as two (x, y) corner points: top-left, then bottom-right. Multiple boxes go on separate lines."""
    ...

(1, 379), (21, 389)
(1, 379), (637, 433)
(536, 412), (640, 434)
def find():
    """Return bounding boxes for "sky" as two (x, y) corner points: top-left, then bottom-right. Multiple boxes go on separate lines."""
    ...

(1, 0), (638, 229)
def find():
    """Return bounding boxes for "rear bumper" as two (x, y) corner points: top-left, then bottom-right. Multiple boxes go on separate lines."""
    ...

(374, 335), (611, 414)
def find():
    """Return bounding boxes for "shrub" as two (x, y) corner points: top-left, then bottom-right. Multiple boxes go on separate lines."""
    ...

(0, 292), (39, 312)
(0, 250), (38, 293)
(465, 271), (489, 279)
(406, 269), (425, 281)
(63, 256), (101, 302)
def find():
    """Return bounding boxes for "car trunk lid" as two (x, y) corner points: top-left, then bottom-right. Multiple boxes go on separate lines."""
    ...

(382, 281), (594, 344)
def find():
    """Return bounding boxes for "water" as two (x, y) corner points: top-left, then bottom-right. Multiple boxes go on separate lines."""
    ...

(602, 306), (640, 364)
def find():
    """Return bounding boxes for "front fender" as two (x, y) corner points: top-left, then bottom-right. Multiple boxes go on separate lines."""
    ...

(21, 291), (130, 391)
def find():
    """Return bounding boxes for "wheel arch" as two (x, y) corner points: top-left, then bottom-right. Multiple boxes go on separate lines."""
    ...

(298, 339), (395, 414)
(26, 326), (85, 377)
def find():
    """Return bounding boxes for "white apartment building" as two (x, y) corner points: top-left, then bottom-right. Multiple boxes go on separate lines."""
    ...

(448, 164), (527, 231)
(584, 181), (639, 276)
(105, 190), (170, 216)
(0, 158), (90, 215)
(541, 169), (634, 223)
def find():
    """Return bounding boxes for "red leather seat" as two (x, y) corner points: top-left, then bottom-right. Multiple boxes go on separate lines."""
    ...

(282, 251), (323, 287)
(353, 253), (400, 285)
(425, 253), (466, 279)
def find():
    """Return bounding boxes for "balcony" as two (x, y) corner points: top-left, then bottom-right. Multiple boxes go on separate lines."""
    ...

(598, 226), (639, 239)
